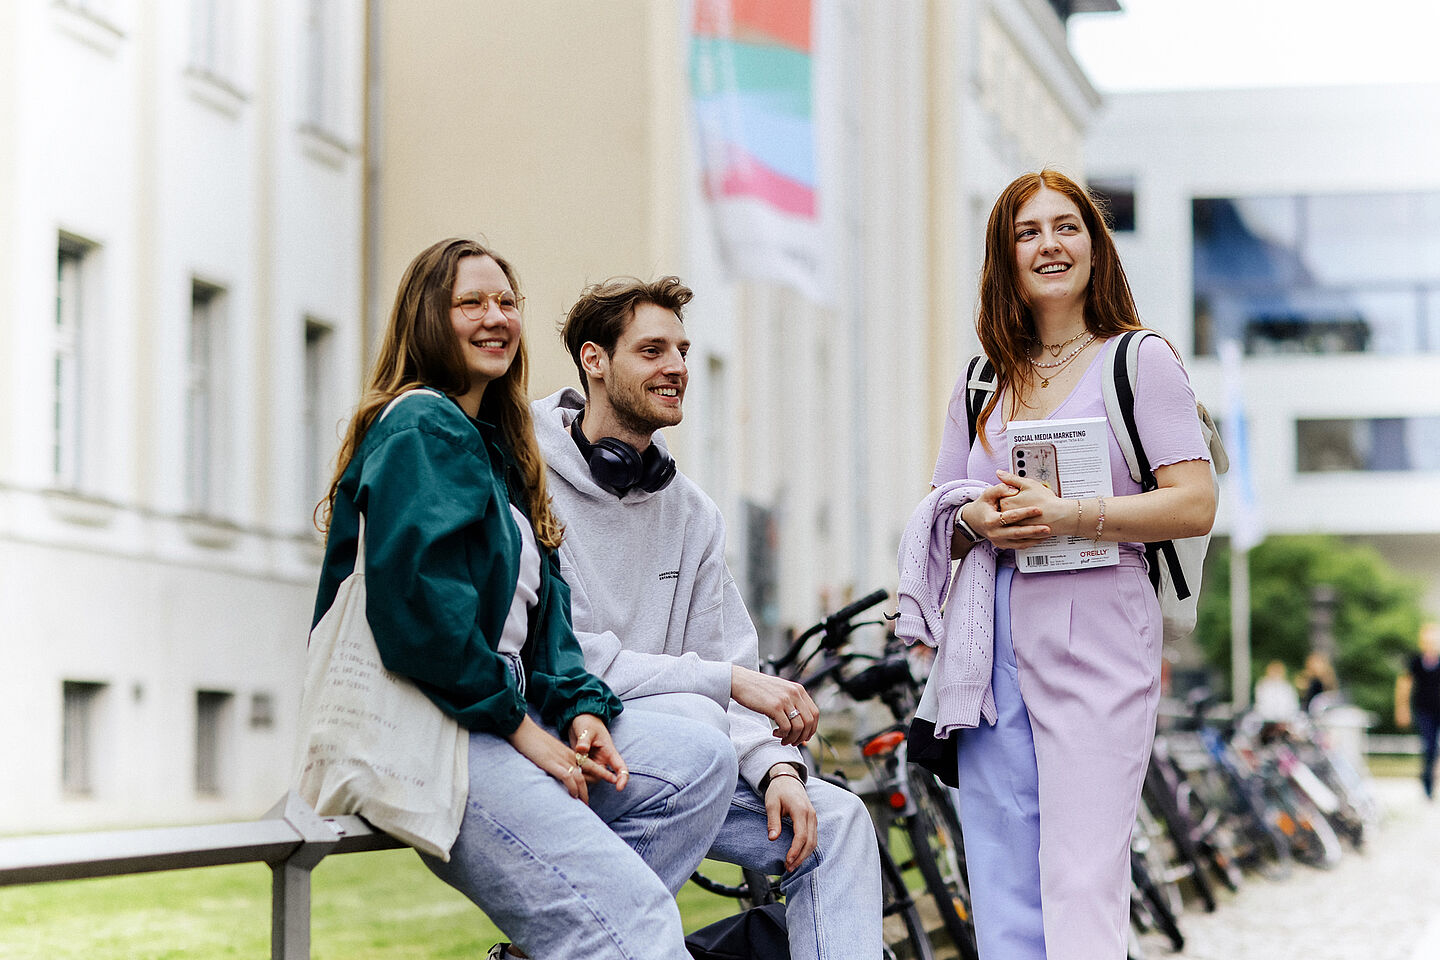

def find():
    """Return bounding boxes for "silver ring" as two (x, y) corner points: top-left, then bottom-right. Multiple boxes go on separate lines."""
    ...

(786, 709), (801, 719)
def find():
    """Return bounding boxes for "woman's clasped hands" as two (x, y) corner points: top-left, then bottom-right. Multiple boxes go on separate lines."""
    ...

(507, 712), (630, 803)
(968, 469), (1071, 549)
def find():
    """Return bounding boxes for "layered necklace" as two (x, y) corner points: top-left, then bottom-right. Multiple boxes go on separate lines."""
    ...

(1032, 329), (1089, 358)
(1028, 331), (1095, 388)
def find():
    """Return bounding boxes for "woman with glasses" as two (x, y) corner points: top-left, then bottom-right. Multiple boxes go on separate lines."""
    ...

(312, 238), (735, 959)
(922, 172), (1216, 960)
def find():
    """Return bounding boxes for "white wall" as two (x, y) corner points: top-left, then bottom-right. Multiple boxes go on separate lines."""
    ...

(0, 0), (365, 832)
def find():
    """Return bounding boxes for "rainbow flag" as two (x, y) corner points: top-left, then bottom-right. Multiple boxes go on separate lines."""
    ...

(691, 0), (824, 300)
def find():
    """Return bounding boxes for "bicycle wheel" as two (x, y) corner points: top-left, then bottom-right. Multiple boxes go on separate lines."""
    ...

(1271, 781), (1343, 869)
(1132, 793), (1186, 920)
(1130, 849), (1184, 952)
(1142, 764), (1218, 911)
(903, 769), (979, 960)
(879, 835), (935, 960)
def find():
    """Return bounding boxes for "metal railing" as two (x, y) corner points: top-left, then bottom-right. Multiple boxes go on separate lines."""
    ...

(0, 791), (402, 959)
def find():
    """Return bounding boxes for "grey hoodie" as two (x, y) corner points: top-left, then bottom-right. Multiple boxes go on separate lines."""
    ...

(533, 387), (803, 791)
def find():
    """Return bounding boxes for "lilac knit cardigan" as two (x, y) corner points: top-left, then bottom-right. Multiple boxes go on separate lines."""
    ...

(895, 480), (998, 735)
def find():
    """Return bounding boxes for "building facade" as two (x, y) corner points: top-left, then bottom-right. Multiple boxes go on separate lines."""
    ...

(2, 0), (1106, 833)
(1085, 83), (1440, 614)
(0, 0), (366, 832)
(371, 0), (1106, 652)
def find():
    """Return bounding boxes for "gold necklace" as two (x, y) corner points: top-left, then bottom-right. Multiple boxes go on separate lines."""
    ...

(1033, 329), (1088, 358)
(1028, 333), (1095, 388)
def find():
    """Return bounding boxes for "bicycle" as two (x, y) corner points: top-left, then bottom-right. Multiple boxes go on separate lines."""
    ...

(688, 589), (938, 960)
(769, 589), (979, 960)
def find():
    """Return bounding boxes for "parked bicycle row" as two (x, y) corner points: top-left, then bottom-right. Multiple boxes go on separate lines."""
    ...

(689, 588), (1384, 960)
(1126, 690), (1381, 957)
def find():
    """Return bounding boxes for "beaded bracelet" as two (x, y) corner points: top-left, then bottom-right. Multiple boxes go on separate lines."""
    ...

(1093, 496), (1107, 542)
(1075, 499), (1084, 537)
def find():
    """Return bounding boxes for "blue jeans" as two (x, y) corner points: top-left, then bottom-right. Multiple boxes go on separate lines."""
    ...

(626, 693), (884, 960)
(1418, 709), (1438, 798)
(421, 706), (737, 960)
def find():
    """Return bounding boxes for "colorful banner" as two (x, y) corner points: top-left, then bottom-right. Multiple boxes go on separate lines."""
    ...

(691, 0), (826, 302)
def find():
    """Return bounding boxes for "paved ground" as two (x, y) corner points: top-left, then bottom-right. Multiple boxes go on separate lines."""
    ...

(1133, 777), (1440, 960)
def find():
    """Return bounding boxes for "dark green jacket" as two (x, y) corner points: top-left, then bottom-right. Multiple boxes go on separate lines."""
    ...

(312, 389), (622, 737)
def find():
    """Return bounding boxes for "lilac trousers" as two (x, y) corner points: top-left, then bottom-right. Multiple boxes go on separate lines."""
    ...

(954, 554), (1161, 960)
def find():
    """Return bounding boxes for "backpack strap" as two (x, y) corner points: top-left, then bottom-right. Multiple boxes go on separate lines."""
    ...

(965, 354), (998, 449)
(1100, 330), (1194, 600)
(1101, 330), (1154, 489)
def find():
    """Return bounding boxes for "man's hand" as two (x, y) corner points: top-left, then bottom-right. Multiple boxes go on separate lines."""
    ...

(731, 665), (819, 745)
(764, 764), (817, 872)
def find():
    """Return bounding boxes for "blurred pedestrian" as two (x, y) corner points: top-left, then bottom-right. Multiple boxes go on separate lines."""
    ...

(1255, 660), (1301, 724)
(1298, 650), (1338, 712)
(908, 170), (1217, 960)
(1395, 620), (1440, 800)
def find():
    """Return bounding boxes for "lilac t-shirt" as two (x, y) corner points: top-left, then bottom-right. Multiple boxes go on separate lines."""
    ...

(932, 334), (1210, 555)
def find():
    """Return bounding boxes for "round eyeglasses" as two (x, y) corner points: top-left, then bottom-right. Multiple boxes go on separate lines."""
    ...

(453, 290), (524, 320)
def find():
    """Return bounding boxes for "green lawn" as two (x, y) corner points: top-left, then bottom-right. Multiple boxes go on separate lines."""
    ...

(1367, 753), (1422, 779)
(0, 851), (748, 959)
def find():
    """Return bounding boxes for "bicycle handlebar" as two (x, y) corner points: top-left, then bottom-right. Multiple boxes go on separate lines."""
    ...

(771, 588), (890, 672)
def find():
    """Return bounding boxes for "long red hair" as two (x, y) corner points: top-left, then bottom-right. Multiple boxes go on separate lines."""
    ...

(973, 170), (1143, 445)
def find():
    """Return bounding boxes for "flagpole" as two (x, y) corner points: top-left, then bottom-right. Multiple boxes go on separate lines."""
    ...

(1230, 542), (1251, 709)
(1217, 339), (1262, 710)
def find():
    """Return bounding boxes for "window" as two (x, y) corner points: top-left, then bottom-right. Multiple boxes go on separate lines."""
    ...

(1296, 417), (1440, 473)
(195, 690), (233, 796)
(304, 0), (339, 134)
(249, 692), (275, 730)
(1193, 192), (1440, 356)
(1090, 177), (1135, 233)
(62, 681), (106, 796)
(187, 280), (226, 516)
(303, 320), (334, 510)
(189, 0), (235, 80)
(54, 235), (96, 489)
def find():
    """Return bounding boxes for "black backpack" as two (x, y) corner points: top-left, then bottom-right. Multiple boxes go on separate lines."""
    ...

(685, 903), (790, 960)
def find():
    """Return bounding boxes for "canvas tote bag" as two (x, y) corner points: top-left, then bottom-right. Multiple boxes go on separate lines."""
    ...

(295, 390), (469, 860)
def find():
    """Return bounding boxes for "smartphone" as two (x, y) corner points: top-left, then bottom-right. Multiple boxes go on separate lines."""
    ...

(1011, 442), (1061, 496)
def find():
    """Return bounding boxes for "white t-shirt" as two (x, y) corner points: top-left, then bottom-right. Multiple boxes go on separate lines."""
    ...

(496, 504), (541, 657)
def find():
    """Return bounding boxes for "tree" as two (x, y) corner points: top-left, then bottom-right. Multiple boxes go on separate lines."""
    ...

(1195, 535), (1425, 730)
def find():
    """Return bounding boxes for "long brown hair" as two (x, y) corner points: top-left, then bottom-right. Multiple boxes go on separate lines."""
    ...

(974, 170), (1143, 444)
(317, 238), (563, 549)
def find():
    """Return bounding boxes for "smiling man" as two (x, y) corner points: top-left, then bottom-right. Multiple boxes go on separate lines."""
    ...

(532, 276), (881, 960)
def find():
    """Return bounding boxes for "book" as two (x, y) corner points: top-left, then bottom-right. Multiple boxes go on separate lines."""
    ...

(1007, 416), (1118, 573)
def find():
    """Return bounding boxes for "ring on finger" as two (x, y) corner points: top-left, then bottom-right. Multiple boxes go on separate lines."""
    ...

(565, 765), (576, 775)
(575, 753), (588, 766)
(786, 708), (801, 720)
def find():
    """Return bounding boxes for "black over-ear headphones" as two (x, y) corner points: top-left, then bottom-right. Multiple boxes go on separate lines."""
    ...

(570, 412), (677, 498)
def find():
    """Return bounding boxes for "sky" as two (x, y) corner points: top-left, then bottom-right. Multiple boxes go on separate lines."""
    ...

(1067, 0), (1440, 92)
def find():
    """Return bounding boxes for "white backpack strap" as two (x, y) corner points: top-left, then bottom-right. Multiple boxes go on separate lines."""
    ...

(379, 387), (444, 422)
(965, 354), (998, 448)
(351, 388), (444, 577)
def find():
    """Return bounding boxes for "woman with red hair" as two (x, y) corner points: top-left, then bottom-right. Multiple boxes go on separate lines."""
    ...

(929, 171), (1216, 959)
